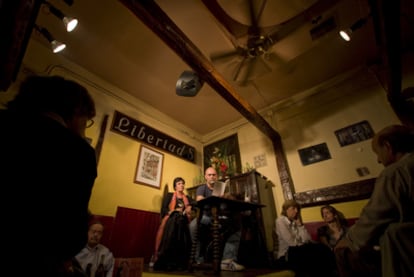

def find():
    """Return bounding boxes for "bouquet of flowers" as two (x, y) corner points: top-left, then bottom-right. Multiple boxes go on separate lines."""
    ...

(210, 147), (229, 178)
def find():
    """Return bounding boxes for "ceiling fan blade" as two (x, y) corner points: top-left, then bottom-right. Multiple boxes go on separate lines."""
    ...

(232, 55), (249, 82)
(265, 51), (296, 73)
(235, 56), (272, 86)
(237, 58), (256, 86)
(210, 47), (245, 64)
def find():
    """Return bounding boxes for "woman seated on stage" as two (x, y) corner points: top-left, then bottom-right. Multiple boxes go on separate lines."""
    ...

(152, 177), (194, 270)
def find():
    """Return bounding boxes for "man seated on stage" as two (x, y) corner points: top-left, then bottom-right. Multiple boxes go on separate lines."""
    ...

(189, 167), (245, 271)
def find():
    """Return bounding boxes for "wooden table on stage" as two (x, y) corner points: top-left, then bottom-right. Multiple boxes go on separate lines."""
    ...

(189, 196), (265, 274)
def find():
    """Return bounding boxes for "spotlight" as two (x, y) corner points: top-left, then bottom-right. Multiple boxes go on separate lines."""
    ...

(33, 24), (66, 53)
(176, 71), (204, 97)
(43, 1), (78, 32)
(339, 15), (371, 42)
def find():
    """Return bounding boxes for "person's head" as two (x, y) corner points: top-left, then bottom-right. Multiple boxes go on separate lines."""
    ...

(204, 167), (218, 186)
(173, 177), (185, 192)
(87, 221), (104, 248)
(371, 125), (414, 166)
(320, 205), (348, 227)
(7, 75), (96, 138)
(281, 200), (301, 220)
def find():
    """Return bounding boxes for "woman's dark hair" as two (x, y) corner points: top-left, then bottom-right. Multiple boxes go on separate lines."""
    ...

(320, 205), (348, 227)
(173, 177), (185, 189)
(7, 75), (96, 122)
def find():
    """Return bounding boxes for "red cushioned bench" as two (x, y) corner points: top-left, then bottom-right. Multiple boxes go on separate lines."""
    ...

(304, 218), (358, 241)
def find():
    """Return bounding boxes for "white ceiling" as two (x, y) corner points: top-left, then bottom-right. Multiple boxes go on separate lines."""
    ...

(32, 0), (388, 137)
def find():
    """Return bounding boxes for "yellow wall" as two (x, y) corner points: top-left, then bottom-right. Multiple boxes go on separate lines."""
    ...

(201, 66), (403, 223)
(4, 37), (412, 224)
(1, 39), (203, 217)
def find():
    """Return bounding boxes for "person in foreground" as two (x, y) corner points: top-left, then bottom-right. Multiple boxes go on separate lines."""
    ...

(0, 75), (97, 276)
(75, 221), (114, 277)
(317, 205), (349, 251)
(189, 167), (245, 271)
(275, 200), (337, 277)
(152, 177), (194, 270)
(334, 124), (414, 277)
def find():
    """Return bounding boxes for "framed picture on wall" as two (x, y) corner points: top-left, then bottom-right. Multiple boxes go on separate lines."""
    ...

(334, 120), (374, 147)
(298, 143), (332, 166)
(203, 134), (242, 177)
(134, 145), (164, 189)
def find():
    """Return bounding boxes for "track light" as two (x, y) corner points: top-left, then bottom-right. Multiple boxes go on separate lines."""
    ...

(339, 14), (371, 42)
(34, 24), (66, 53)
(43, 1), (78, 32)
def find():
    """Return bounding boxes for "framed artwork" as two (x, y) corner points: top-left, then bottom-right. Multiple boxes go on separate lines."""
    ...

(335, 120), (374, 147)
(203, 134), (242, 177)
(134, 145), (164, 189)
(298, 142), (331, 166)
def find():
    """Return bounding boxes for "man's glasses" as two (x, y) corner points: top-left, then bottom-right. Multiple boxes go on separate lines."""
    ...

(86, 119), (94, 128)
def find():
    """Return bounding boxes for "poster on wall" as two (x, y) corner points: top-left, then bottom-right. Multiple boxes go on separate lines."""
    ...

(298, 143), (331, 166)
(134, 145), (164, 189)
(203, 134), (242, 178)
(334, 120), (374, 147)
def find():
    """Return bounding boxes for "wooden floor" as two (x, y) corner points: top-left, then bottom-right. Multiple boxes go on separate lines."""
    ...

(144, 264), (294, 277)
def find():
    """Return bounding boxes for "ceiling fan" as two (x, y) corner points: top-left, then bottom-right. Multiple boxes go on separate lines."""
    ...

(202, 0), (341, 86)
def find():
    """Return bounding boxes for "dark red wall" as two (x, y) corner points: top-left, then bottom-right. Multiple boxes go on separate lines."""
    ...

(91, 207), (160, 263)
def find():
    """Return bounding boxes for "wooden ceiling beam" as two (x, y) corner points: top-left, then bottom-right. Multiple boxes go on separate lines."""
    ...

(118, 0), (281, 141)
(119, 0), (297, 199)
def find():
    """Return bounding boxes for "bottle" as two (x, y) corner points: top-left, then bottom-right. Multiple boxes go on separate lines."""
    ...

(95, 254), (106, 277)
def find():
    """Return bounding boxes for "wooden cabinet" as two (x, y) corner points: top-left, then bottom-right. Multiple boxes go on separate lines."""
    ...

(229, 170), (277, 261)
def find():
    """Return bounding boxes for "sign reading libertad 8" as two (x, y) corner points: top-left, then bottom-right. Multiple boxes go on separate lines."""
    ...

(111, 111), (196, 163)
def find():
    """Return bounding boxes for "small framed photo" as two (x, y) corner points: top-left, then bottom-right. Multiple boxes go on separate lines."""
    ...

(134, 145), (164, 189)
(298, 143), (332, 166)
(335, 120), (374, 147)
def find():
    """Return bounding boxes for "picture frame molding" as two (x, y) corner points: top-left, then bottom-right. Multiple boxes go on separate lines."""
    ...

(203, 134), (242, 177)
(134, 145), (164, 189)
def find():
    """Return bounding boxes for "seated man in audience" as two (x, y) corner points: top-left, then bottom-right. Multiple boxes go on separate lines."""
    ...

(335, 125), (414, 277)
(189, 167), (245, 271)
(75, 221), (114, 277)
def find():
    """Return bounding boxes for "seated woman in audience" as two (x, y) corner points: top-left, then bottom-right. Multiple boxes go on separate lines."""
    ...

(317, 205), (349, 250)
(152, 177), (194, 270)
(274, 200), (337, 277)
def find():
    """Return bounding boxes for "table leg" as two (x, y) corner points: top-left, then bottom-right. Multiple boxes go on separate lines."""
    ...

(211, 206), (220, 274)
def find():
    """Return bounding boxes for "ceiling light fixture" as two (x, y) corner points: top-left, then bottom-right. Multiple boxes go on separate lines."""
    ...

(43, 1), (78, 32)
(176, 71), (204, 97)
(34, 24), (66, 53)
(339, 14), (371, 42)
